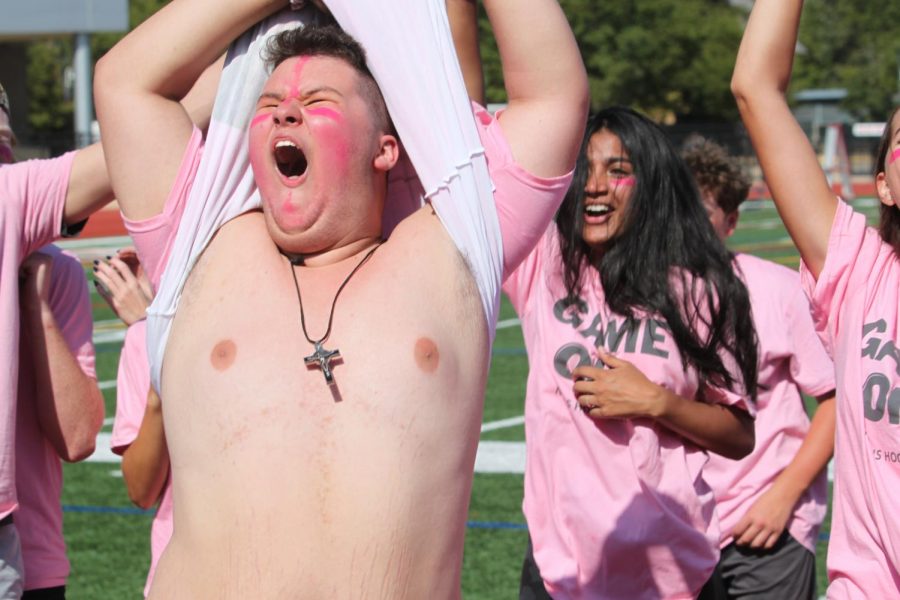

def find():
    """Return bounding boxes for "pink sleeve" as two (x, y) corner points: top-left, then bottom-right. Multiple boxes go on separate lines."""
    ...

(800, 199), (874, 353)
(784, 275), (836, 397)
(110, 320), (150, 454)
(472, 104), (573, 278)
(122, 128), (204, 292)
(502, 227), (552, 317)
(45, 246), (96, 378)
(3, 153), (75, 260)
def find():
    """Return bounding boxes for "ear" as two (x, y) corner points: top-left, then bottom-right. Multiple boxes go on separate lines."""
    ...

(373, 134), (399, 173)
(724, 209), (740, 238)
(877, 172), (896, 208)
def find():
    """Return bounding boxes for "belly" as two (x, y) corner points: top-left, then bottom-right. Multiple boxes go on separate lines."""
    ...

(155, 236), (487, 597)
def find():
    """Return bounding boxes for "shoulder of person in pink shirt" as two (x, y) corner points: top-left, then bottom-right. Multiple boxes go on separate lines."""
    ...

(1, 154), (76, 260)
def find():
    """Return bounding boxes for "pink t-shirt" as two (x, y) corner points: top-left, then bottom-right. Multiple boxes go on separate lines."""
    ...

(503, 229), (752, 600)
(16, 244), (95, 590)
(0, 154), (74, 519)
(800, 199), (900, 598)
(109, 320), (172, 598)
(703, 253), (834, 554)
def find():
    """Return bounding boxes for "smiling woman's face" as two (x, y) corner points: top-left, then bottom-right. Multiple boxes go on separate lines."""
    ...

(580, 129), (636, 253)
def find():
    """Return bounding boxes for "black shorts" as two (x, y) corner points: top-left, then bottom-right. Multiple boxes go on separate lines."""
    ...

(698, 531), (816, 600)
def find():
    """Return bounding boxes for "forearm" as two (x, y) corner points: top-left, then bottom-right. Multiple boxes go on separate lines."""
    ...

(768, 395), (835, 502)
(96, 0), (282, 103)
(122, 393), (170, 510)
(731, 0), (835, 276)
(656, 390), (754, 460)
(731, 0), (803, 99)
(22, 302), (104, 462)
(447, 0), (484, 105)
(480, 0), (588, 176)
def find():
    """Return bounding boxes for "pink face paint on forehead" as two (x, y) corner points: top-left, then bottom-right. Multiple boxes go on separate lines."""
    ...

(889, 147), (900, 165)
(287, 56), (310, 100)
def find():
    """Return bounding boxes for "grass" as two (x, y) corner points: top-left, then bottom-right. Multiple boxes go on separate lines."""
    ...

(53, 199), (877, 598)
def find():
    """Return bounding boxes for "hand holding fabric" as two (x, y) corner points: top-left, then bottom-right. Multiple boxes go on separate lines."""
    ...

(730, 484), (795, 549)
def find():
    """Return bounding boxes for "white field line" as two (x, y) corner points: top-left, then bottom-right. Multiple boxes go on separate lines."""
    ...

(496, 317), (521, 330)
(481, 415), (525, 433)
(99, 380), (117, 391)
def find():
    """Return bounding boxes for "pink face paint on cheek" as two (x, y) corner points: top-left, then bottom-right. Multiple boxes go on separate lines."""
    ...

(612, 176), (636, 187)
(306, 107), (342, 122)
(250, 113), (271, 128)
(890, 147), (900, 165)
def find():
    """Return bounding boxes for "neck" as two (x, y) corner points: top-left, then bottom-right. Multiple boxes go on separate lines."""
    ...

(281, 235), (383, 268)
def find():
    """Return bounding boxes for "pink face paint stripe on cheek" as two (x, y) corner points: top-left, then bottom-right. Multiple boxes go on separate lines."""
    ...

(250, 113), (271, 128)
(612, 176), (636, 187)
(890, 147), (900, 165)
(306, 107), (342, 122)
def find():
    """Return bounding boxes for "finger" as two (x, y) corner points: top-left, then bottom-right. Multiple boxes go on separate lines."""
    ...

(596, 349), (627, 368)
(748, 527), (772, 549)
(93, 261), (124, 293)
(573, 379), (602, 397)
(762, 530), (781, 550)
(734, 522), (761, 547)
(94, 278), (112, 299)
(572, 365), (604, 381)
(107, 256), (138, 282)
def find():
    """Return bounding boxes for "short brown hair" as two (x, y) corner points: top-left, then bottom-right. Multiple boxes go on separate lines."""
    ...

(264, 25), (392, 134)
(681, 135), (751, 214)
(875, 107), (900, 256)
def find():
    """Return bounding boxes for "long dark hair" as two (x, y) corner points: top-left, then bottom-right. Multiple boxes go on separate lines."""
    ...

(875, 107), (900, 256)
(556, 107), (758, 399)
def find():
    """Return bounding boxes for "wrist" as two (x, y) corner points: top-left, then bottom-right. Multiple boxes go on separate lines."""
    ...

(649, 386), (675, 420)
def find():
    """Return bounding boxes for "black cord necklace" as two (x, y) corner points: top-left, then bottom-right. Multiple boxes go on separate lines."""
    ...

(285, 241), (383, 385)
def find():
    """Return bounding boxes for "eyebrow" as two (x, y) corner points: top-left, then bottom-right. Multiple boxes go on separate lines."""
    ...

(257, 85), (344, 104)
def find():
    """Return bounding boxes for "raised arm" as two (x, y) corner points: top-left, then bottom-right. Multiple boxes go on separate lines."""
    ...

(482, 0), (588, 178)
(731, 0), (836, 277)
(94, 0), (285, 220)
(447, 0), (485, 106)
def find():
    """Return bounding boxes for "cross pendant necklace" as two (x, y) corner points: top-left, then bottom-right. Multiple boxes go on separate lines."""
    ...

(285, 241), (383, 385)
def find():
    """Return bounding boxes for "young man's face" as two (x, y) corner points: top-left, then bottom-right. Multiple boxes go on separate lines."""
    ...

(701, 189), (739, 241)
(248, 55), (395, 254)
(0, 111), (15, 165)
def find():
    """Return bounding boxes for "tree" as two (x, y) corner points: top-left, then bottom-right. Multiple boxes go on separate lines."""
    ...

(479, 0), (748, 121)
(795, 0), (900, 121)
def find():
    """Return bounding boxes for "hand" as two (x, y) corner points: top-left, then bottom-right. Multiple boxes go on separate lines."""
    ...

(730, 485), (795, 549)
(19, 252), (54, 306)
(93, 248), (153, 326)
(572, 350), (668, 420)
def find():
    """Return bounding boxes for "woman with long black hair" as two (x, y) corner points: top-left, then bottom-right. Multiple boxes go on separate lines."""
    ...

(504, 107), (758, 599)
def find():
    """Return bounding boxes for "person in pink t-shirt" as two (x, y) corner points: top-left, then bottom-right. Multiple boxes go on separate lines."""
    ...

(17, 246), (103, 600)
(0, 81), (112, 598)
(733, 1), (900, 597)
(503, 107), (759, 600)
(94, 249), (171, 598)
(683, 137), (836, 600)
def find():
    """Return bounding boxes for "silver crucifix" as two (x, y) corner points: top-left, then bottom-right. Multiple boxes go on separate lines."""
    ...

(305, 341), (341, 384)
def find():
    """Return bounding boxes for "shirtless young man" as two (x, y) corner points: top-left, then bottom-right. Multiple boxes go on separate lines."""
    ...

(94, 0), (587, 597)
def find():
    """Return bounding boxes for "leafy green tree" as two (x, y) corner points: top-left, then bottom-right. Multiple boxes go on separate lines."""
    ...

(479, 0), (748, 121)
(795, 0), (900, 121)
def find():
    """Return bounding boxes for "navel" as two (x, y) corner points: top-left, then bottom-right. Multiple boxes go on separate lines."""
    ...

(414, 337), (440, 373)
(210, 339), (237, 371)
